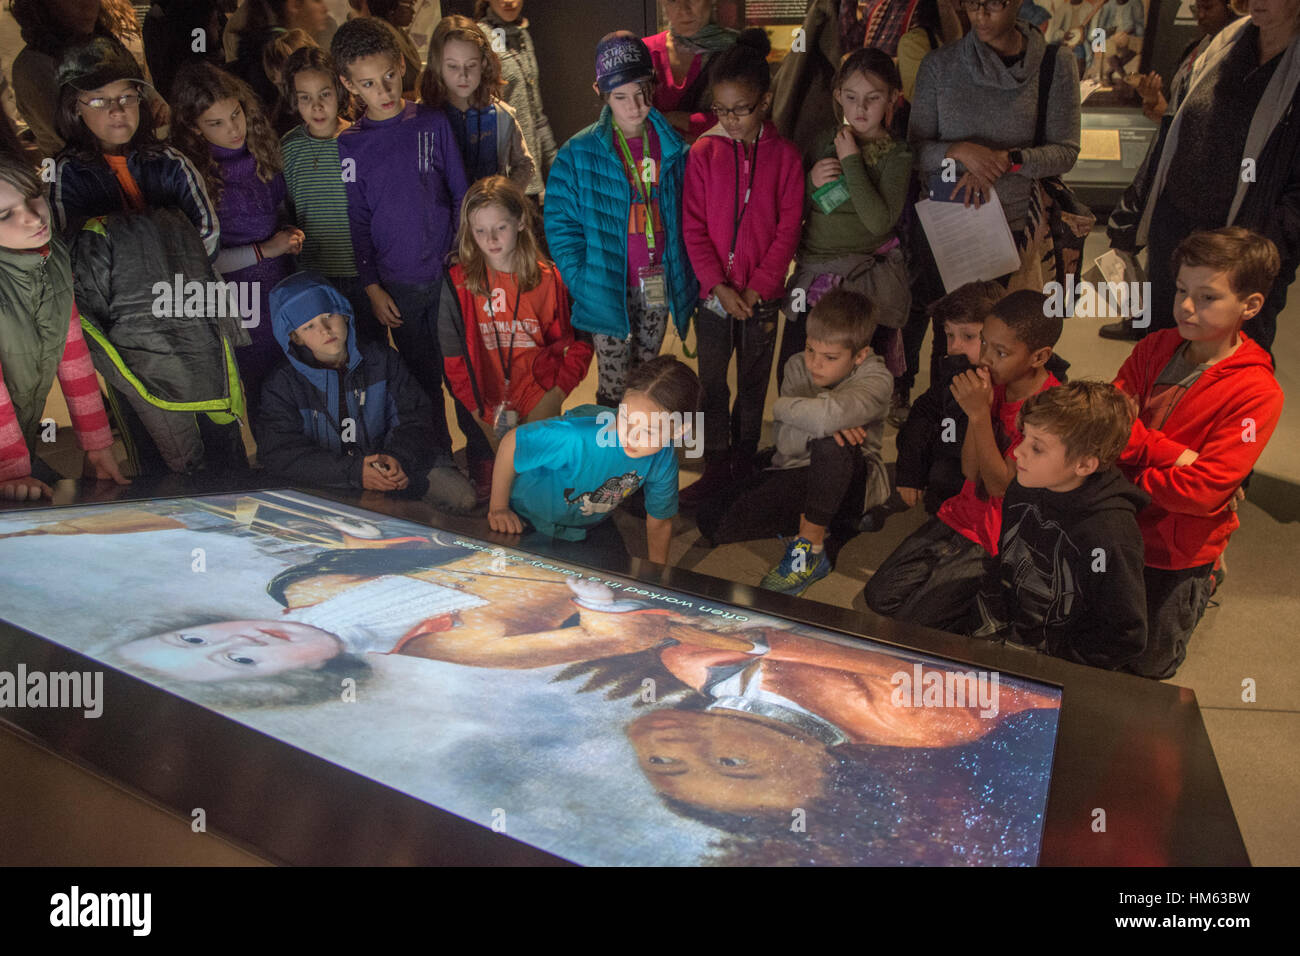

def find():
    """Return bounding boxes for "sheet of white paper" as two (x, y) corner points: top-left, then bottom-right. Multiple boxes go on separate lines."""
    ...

(914, 188), (1022, 293)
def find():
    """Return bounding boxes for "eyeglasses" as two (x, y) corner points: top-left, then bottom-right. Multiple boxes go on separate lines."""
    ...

(959, 0), (1010, 12)
(77, 93), (143, 112)
(711, 103), (758, 118)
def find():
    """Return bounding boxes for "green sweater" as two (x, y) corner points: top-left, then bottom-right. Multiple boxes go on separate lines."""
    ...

(799, 132), (912, 263)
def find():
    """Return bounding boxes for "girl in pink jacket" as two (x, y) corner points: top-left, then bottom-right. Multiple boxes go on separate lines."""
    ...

(680, 29), (803, 506)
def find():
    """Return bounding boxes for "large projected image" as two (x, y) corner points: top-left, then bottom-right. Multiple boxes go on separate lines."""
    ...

(0, 491), (1062, 865)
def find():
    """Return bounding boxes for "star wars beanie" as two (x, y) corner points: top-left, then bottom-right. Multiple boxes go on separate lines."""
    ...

(595, 31), (654, 94)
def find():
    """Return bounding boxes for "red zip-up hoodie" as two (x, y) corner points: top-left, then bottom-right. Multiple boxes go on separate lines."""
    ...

(1113, 328), (1284, 570)
(682, 121), (805, 302)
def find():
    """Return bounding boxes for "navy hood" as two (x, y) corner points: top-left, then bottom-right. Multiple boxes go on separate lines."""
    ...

(270, 272), (361, 388)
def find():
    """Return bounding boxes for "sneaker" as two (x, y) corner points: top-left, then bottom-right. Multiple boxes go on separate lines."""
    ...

(426, 466), (478, 514)
(759, 536), (832, 595)
(679, 458), (733, 507)
(470, 458), (494, 506)
(1098, 318), (1144, 341)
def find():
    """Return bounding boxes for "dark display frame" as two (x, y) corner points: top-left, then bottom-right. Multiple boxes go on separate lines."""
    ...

(0, 480), (1249, 866)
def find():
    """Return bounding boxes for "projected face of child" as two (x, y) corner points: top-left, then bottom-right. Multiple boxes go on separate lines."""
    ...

(627, 709), (833, 813)
(118, 621), (341, 682)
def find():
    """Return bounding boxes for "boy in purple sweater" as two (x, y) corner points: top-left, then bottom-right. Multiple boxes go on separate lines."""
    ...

(331, 17), (493, 495)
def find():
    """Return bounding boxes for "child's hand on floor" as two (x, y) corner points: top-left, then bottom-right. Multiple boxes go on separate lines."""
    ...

(810, 157), (843, 188)
(833, 425), (869, 447)
(950, 367), (993, 417)
(84, 447), (129, 485)
(897, 486), (923, 508)
(488, 506), (524, 535)
(366, 285), (403, 328)
(0, 476), (52, 501)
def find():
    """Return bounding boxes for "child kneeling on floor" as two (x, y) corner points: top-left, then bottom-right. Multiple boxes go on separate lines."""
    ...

(488, 355), (701, 566)
(864, 290), (1065, 631)
(973, 381), (1150, 670)
(257, 272), (477, 513)
(697, 287), (893, 595)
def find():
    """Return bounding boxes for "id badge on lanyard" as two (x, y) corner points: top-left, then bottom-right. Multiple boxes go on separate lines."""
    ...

(617, 125), (668, 311)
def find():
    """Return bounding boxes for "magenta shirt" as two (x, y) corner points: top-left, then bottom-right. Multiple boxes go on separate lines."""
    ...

(644, 32), (712, 142)
(620, 131), (665, 288)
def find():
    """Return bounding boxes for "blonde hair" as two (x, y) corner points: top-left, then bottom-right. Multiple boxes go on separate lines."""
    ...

(455, 175), (544, 295)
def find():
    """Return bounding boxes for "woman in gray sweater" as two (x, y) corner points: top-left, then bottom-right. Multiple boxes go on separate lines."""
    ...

(908, 0), (1080, 289)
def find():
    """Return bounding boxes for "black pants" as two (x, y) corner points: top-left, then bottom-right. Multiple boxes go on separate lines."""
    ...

(386, 279), (493, 466)
(901, 222), (947, 395)
(863, 515), (994, 633)
(696, 299), (779, 459)
(1122, 563), (1215, 680)
(697, 437), (866, 545)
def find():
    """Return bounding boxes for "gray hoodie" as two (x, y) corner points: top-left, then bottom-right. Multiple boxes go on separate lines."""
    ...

(772, 352), (893, 470)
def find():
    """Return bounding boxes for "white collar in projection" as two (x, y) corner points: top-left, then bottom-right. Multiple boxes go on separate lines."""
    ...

(702, 658), (849, 748)
(283, 574), (487, 655)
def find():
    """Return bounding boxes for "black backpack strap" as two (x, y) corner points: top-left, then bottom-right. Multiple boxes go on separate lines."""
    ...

(1034, 42), (1059, 149)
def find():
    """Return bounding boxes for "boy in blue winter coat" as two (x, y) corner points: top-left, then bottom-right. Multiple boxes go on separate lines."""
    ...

(257, 273), (477, 513)
(544, 31), (698, 407)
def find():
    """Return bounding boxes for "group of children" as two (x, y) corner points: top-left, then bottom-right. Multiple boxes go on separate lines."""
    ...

(0, 13), (1286, 681)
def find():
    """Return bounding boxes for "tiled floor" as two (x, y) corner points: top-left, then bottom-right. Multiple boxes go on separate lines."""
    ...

(36, 229), (1297, 865)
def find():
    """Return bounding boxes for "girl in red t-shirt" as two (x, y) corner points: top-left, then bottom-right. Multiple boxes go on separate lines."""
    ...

(437, 176), (593, 463)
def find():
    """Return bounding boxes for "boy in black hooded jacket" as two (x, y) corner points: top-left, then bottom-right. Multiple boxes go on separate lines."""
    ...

(973, 381), (1149, 670)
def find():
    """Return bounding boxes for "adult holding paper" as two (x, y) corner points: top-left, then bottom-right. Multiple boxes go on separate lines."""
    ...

(908, 0), (1081, 291)
(1099, 0), (1300, 351)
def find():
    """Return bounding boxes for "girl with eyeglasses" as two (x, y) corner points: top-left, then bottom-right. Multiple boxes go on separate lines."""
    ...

(51, 37), (217, 255)
(49, 39), (249, 478)
(679, 29), (804, 505)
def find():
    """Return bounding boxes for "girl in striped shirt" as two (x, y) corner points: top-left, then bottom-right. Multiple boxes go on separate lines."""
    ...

(0, 149), (127, 499)
(279, 46), (382, 344)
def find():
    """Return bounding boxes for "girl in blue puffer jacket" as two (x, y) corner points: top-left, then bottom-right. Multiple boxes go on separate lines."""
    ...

(544, 31), (698, 408)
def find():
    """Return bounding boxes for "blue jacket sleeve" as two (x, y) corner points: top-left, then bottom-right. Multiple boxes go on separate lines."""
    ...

(542, 143), (593, 309)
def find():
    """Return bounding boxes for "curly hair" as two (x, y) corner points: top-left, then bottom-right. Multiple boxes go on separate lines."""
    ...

(330, 15), (402, 76)
(169, 60), (282, 207)
(418, 14), (502, 109)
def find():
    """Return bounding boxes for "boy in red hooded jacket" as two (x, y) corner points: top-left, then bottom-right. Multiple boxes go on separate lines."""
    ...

(1113, 227), (1284, 679)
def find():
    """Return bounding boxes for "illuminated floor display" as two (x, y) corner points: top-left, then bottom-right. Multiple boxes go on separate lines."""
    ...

(0, 491), (1062, 865)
